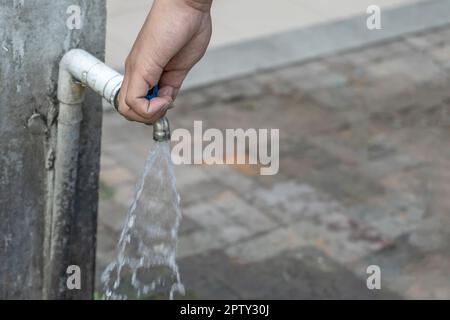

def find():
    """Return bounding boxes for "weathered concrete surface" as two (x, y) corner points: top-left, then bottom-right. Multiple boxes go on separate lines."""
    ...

(0, 0), (105, 299)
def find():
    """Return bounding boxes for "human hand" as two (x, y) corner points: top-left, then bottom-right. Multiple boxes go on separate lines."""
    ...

(117, 0), (213, 124)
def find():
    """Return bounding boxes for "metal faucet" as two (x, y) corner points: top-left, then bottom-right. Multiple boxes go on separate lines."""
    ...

(145, 84), (171, 142)
(152, 116), (171, 142)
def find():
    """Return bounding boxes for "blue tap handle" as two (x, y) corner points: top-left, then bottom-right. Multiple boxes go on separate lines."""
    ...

(145, 84), (159, 100)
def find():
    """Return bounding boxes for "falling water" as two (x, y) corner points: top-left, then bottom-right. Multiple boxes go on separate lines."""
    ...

(101, 141), (184, 300)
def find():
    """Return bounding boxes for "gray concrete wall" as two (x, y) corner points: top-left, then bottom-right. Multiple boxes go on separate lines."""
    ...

(0, 0), (106, 299)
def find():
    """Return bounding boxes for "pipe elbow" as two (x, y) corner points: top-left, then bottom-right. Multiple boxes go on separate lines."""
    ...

(58, 49), (123, 106)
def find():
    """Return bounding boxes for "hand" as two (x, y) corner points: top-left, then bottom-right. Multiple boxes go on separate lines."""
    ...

(117, 0), (213, 124)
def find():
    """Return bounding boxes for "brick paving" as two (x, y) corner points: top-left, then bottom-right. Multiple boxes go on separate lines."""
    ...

(96, 26), (450, 299)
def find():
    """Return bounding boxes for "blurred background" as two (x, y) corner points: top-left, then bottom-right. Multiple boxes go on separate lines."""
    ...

(96, 0), (450, 299)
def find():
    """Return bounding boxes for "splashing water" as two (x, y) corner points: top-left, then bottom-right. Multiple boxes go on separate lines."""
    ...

(101, 141), (184, 300)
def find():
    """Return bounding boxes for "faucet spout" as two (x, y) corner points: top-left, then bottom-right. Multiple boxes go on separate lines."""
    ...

(153, 116), (171, 142)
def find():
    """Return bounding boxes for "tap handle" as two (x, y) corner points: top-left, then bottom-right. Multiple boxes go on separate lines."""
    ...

(145, 84), (159, 100)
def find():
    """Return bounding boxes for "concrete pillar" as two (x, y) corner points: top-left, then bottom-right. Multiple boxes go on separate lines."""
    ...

(0, 0), (106, 299)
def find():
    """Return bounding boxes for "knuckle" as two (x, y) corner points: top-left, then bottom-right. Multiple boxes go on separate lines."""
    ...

(117, 103), (125, 112)
(117, 107), (125, 116)
(124, 97), (135, 109)
(117, 106), (129, 117)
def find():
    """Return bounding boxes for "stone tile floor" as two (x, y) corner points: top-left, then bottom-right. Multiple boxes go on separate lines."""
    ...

(96, 25), (450, 299)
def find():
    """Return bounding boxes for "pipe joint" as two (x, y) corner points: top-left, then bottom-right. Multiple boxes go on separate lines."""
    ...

(58, 49), (123, 106)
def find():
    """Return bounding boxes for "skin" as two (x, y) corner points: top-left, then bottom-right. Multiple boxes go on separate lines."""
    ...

(117, 0), (213, 124)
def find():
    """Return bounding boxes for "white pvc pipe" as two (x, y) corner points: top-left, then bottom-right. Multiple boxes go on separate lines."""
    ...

(59, 49), (123, 106)
(48, 49), (123, 299)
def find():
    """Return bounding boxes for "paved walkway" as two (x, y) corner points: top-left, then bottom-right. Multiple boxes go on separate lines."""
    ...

(97, 25), (450, 299)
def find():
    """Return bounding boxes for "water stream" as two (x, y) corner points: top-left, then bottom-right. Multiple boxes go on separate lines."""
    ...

(101, 141), (184, 300)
